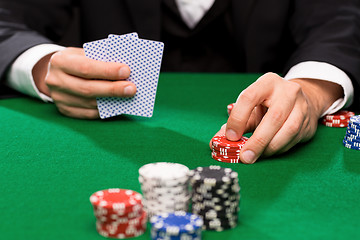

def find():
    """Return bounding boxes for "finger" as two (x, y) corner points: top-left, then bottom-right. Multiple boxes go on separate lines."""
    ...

(267, 105), (318, 156)
(46, 72), (137, 98)
(239, 94), (296, 163)
(51, 91), (98, 109)
(276, 120), (317, 155)
(226, 73), (279, 141)
(262, 103), (306, 156)
(244, 106), (267, 133)
(56, 104), (100, 119)
(210, 106), (265, 150)
(50, 48), (131, 80)
(240, 83), (303, 163)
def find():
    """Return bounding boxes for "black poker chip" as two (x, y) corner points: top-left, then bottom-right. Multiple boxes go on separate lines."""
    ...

(189, 165), (241, 231)
(202, 218), (238, 231)
(189, 166), (239, 185)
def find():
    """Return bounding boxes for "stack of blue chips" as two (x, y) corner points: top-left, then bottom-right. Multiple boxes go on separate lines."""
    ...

(150, 211), (203, 240)
(343, 115), (360, 150)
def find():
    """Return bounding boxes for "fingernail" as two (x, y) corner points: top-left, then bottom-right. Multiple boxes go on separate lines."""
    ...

(242, 150), (256, 164)
(119, 67), (130, 78)
(226, 129), (239, 140)
(124, 85), (135, 96)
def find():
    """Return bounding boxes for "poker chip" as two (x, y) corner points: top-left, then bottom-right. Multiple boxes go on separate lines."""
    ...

(212, 135), (248, 149)
(212, 151), (242, 163)
(211, 135), (248, 163)
(343, 115), (360, 150)
(150, 211), (203, 240)
(343, 139), (360, 150)
(189, 166), (240, 231)
(138, 162), (190, 218)
(90, 188), (146, 238)
(96, 211), (147, 239)
(211, 146), (241, 153)
(347, 122), (360, 130)
(324, 110), (355, 120)
(320, 110), (355, 128)
(212, 150), (240, 158)
(212, 155), (242, 163)
(321, 121), (349, 128)
(349, 115), (360, 126)
(227, 103), (235, 115)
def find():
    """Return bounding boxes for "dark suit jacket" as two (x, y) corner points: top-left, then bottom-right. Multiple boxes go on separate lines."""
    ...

(0, 0), (360, 107)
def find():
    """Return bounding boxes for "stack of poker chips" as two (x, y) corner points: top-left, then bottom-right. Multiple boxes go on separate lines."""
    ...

(89, 189), (147, 238)
(320, 110), (355, 128)
(189, 166), (240, 231)
(150, 211), (203, 240)
(138, 162), (190, 218)
(211, 135), (248, 163)
(343, 115), (360, 150)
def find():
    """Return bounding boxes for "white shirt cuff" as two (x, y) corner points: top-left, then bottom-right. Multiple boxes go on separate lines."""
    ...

(284, 61), (354, 117)
(5, 43), (65, 102)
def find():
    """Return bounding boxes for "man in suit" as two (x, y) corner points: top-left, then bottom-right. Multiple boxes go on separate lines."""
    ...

(0, 0), (359, 163)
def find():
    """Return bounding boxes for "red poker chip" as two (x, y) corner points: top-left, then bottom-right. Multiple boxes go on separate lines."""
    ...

(212, 135), (248, 149)
(321, 118), (349, 124)
(93, 206), (143, 223)
(212, 150), (240, 158)
(227, 103), (235, 115)
(212, 153), (242, 163)
(211, 146), (241, 153)
(90, 189), (143, 216)
(320, 121), (348, 128)
(96, 211), (147, 238)
(323, 110), (355, 120)
(211, 151), (240, 159)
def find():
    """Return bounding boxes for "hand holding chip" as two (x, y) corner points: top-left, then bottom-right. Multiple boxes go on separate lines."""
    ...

(212, 72), (343, 164)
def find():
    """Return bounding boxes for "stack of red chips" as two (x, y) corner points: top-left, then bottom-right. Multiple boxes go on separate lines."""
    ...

(90, 188), (147, 239)
(211, 135), (248, 163)
(321, 110), (355, 128)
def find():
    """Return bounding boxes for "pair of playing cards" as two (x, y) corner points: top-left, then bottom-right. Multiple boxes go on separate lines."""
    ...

(83, 33), (164, 119)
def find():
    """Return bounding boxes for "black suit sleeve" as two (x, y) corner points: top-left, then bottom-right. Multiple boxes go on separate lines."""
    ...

(285, 0), (360, 108)
(0, 0), (74, 82)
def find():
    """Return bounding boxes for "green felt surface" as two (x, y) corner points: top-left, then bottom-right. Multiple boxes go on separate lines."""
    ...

(0, 73), (359, 240)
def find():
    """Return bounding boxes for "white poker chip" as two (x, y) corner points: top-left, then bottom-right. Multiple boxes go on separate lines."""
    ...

(139, 162), (189, 180)
(138, 162), (190, 217)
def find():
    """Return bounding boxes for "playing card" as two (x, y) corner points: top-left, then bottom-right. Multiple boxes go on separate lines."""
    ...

(96, 34), (164, 119)
(83, 38), (108, 61)
(83, 32), (138, 61)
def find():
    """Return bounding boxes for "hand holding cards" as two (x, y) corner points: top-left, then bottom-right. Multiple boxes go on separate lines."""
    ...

(83, 33), (164, 119)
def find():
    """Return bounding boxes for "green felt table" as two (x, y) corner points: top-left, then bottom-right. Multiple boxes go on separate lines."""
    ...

(1, 73), (359, 240)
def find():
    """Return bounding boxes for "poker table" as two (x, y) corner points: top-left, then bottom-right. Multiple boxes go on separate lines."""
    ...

(1, 73), (359, 240)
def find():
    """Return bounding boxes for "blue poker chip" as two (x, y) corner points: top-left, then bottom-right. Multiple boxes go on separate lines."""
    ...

(350, 115), (360, 122)
(347, 123), (360, 131)
(150, 211), (203, 239)
(349, 115), (360, 126)
(346, 128), (360, 136)
(343, 139), (360, 148)
(346, 129), (360, 136)
(344, 132), (360, 141)
(150, 230), (200, 240)
(345, 136), (360, 144)
(343, 139), (360, 150)
(345, 130), (360, 137)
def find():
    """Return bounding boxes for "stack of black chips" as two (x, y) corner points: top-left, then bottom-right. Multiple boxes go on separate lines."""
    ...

(189, 166), (240, 231)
